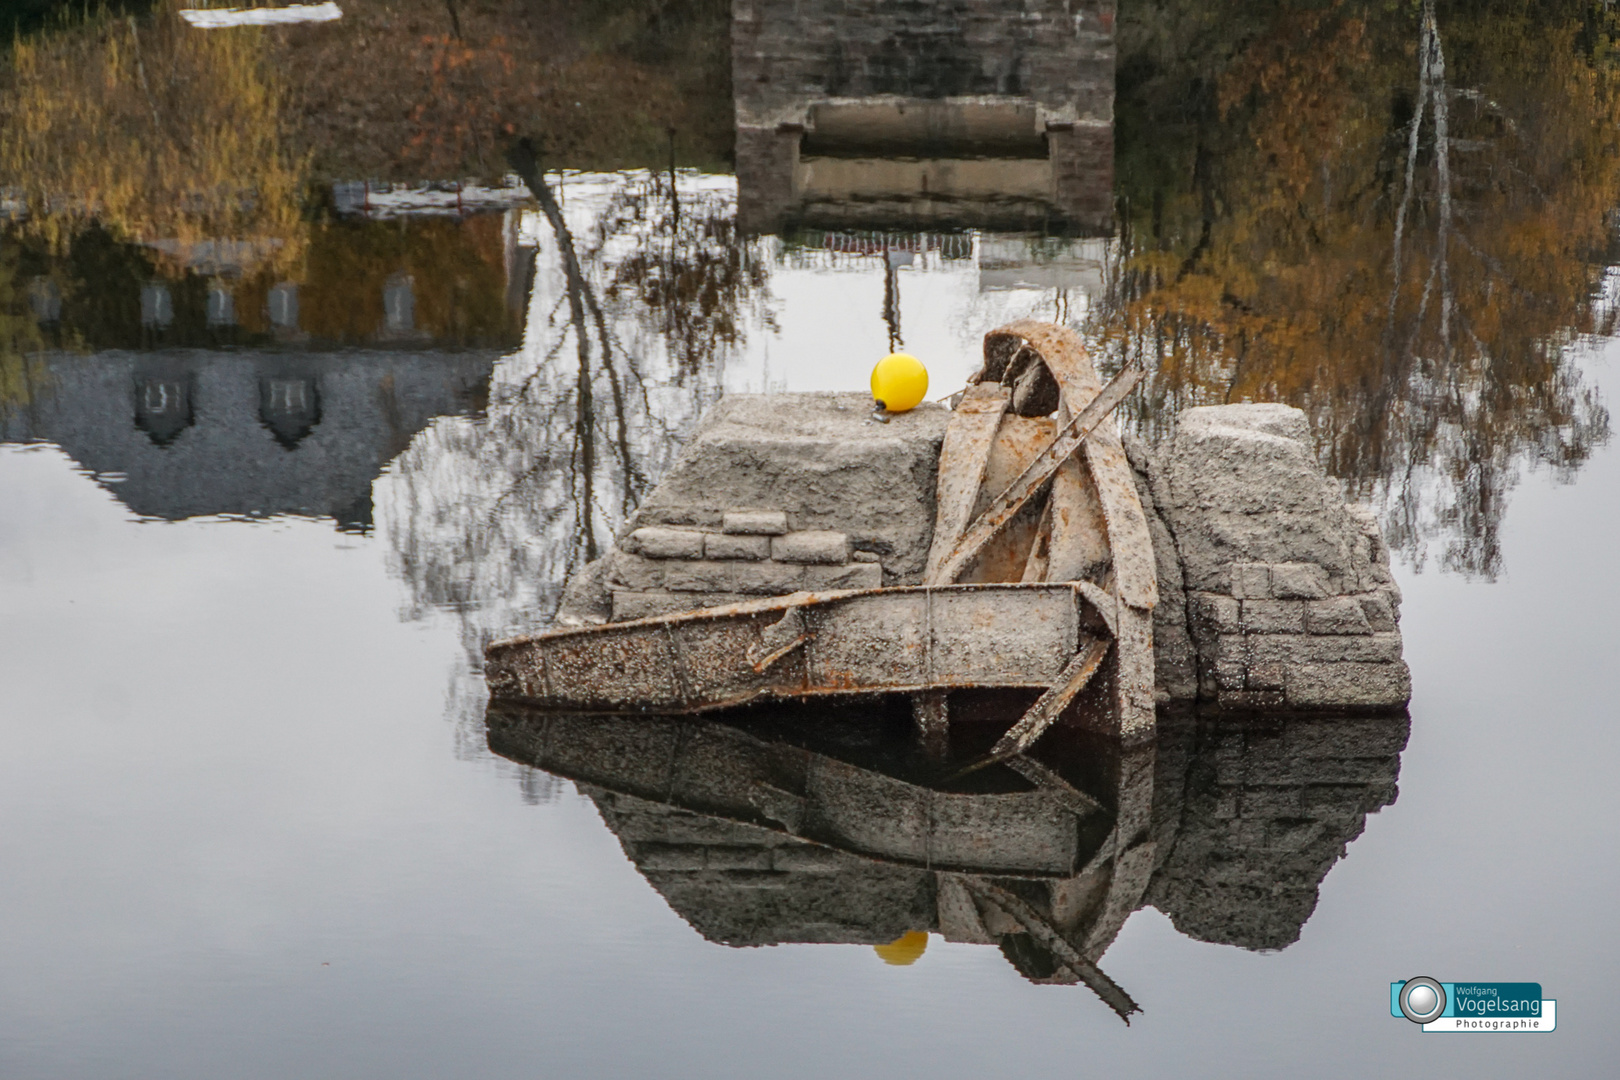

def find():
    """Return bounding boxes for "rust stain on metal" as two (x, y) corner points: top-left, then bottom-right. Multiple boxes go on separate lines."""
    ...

(989, 637), (1111, 760)
(934, 360), (1144, 586)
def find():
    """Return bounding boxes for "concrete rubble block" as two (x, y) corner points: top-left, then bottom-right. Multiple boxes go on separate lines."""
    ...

(802, 562), (883, 590)
(1305, 597), (1373, 635)
(1231, 562), (1272, 599)
(1165, 405), (1329, 513)
(1248, 632), (1405, 666)
(1269, 562), (1331, 599)
(704, 533), (771, 561)
(1190, 592), (1241, 634)
(1285, 661), (1412, 708)
(1357, 592), (1398, 631)
(722, 509), (790, 535)
(1173, 509), (1360, 592)
(1240, 599), (1306, 634)
(627, 526), (706, 560)
(772, 530), (851, 564)
(629, 394), (951, 584)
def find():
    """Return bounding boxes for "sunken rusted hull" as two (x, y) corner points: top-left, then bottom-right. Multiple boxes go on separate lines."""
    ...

(484, 583), (1111, 714)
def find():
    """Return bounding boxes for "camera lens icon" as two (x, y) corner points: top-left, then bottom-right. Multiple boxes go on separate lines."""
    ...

(1399, 977), (1447, 1024)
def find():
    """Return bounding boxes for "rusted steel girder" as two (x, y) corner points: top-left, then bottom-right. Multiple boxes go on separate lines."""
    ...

(485, 583), (1108, 713)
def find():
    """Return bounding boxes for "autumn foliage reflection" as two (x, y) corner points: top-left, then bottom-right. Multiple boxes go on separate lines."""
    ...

(1103, 0), (1614, 576)
(0, 1), (306, 278)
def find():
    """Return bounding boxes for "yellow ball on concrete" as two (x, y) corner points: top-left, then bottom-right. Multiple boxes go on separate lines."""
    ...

(872, 930), (929, 966)
(871, 352), (929, 413)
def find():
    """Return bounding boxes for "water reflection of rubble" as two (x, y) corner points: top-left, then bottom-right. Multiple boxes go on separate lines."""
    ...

(1146, 712), (1406, 951)
(489, 700), (1407, 1015)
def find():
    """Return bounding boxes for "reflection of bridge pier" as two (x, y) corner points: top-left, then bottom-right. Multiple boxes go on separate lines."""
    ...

(734, 0), (1115, 233)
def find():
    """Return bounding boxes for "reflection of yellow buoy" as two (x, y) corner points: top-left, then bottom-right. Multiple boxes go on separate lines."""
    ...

(871, 353), (929, 413)
(872, 930), (929, 966)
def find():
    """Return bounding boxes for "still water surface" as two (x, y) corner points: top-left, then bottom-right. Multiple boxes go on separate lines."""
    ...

(3, 1), (1619, 1075)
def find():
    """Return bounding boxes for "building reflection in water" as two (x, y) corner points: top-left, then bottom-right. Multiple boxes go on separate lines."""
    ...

(488, 698), (1407, 1019)
(734, 0), (1114, 234)
(0, 203), (528, 529)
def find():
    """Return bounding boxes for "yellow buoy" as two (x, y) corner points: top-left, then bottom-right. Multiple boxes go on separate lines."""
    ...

(871, 352), (929, 413)
(872, 930), (929, 966)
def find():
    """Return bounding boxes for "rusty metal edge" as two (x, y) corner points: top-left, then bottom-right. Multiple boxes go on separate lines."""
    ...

(486, 581), (1102, 655)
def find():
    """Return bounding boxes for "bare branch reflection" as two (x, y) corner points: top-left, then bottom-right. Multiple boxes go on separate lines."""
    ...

(378, 168), (774, 751)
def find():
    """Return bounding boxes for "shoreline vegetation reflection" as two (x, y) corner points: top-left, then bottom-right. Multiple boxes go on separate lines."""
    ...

(1103, 0), (1616, 578)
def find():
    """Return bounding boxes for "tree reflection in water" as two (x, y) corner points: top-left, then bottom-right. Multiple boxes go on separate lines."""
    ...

(1099, 0), (1614, 577)
(377, 166), (773, 750)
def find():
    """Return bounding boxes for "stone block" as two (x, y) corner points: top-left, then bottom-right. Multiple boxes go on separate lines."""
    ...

(630, 394), (950, 584)
(1269, 562), (1331, 599)
(1248, 632), (1405, 666)
(723, 509), (790, 535)
(1166, 405), (1330, 514)
(771, 845), (847, 873)
(1357, 592), (1398, 631)
(610, 590), (754, 621)
(727, 560), (809, 594)
(1172, 509), (1360, 593)
(704, 846), (775, 871)
(1190, 592), (1241, 634)
(1239, 787), (1303, 817)
(1218, 689), (1287, 710)
(1231, 562), (1272, 599)
(851, 550), (882, 563)
(1247, 662), (1287, 691)
(1285, 661), (1411, 708)
(637, 843), (709, 871)
(803, 562), (883, 590)
(1241, 600), (1306, 633)
(772, 530), (851, 564)
(628, 527), (705, 559)
(635, 506), (724, 529)
(1305, 597), (1372, 635)
(1267, 819), (1325, 852)
(660, 560), (740, 593)
(704, 533), (771, 561)
(1214, 648), (1247, 690)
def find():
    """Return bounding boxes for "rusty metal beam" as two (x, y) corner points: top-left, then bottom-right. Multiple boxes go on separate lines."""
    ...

(990, 637), (1111, 760)
(934, 360), (1145, 585)
(958, 876), (1141, 1023)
